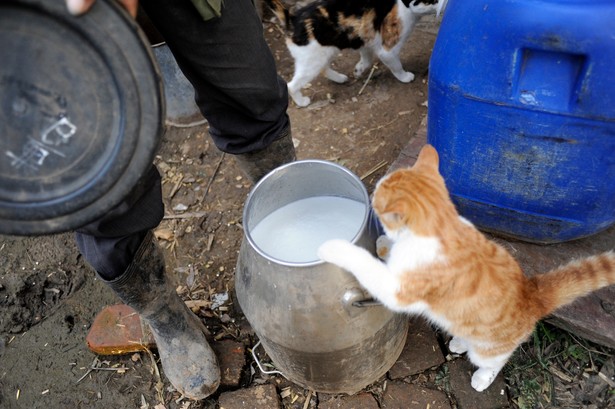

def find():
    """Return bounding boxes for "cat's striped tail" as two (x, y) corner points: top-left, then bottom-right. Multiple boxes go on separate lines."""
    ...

(263, 0), (292, 30)
(533, 251), (615, 315)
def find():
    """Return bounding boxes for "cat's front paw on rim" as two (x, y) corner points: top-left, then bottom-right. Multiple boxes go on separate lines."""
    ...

(317, 239), (349, 262)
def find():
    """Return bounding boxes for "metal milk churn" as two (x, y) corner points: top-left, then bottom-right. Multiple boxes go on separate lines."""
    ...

(235, 160), (408, 394)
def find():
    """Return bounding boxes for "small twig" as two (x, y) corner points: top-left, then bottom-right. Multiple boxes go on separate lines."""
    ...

(76, 357), (100, 384)
(144, 347), (165, 405)
(363, 116), (399, 136)
(185, 300), (212, 310)
(360, 160), (388, 180)
(203, 153), (226, 200)
(169, 238), (177, 258)
(358, 64), (378, 96)
(168, 175), (184, 199)
(568, 331), (611, 358)
(548, 365), (573, 383)
(25, 249), (35, 268)
(165, 118), (208, 129)
(302, 390), (313, 409)
(163, 211), (208, 220)
(598, 371), (615, 388)
(93, 367), (128, 372)
(76, 367), (94, 384)
(269, 20), (286, 36)
(206, 233), (215, 252)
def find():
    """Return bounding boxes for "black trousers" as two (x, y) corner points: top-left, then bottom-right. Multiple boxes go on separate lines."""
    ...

(75, 0), (289, 280)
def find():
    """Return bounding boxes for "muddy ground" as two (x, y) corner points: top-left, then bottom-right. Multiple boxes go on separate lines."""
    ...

(1, 12), (614, 409)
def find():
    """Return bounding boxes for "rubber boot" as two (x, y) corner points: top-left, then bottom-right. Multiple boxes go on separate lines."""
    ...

(234, 126), (296, 183)
(102, 232), (220, 399)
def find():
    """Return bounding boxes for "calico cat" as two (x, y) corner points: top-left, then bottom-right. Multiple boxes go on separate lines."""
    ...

(265, 0), (447, 107)
(318, 144), (615, 392)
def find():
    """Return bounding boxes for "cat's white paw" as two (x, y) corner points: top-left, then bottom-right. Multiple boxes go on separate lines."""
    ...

(354, 62), (369, 78)
(448, 336), (468, 354)
(395, 71), (415, 83)
(325, 68), (349, 84)
(471, 368), (497, 392)
(331, 73), (349, 84)
(318, 239), (353, 264)
(290, 93), (311, 107)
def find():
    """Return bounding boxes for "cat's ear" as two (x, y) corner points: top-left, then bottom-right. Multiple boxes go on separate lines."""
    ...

(379, 210), (403, 227)
(379, 199), (408, 228)
(378, 212), (403, 230)
(414, 144), (439, 171)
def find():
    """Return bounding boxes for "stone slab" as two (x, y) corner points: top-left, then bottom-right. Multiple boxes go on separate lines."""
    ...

(389, 318), (445, 379)
(212, 339), (246, 388)
(389, 116), (615, 349)
(447, 359), (509, 409)
(381, 381), (451, 409)
(218, 384), (282, 409)
(86, 304), (155, 355)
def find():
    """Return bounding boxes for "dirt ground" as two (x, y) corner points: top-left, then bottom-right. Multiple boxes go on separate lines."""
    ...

(1, 12), (613, 409)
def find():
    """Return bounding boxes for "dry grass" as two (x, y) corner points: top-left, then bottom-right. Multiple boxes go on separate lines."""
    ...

(505, 322), (615, 409)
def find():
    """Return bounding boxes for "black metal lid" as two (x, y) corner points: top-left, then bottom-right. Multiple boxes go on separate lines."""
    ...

(0, 0), (165, 235)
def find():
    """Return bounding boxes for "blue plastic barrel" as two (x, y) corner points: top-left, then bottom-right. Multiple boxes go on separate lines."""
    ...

(428, 0), (615, 243)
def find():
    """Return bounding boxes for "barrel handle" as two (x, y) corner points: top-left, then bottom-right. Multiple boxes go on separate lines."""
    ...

(342, 288), (382, 310)
(352, 298), (382, 308)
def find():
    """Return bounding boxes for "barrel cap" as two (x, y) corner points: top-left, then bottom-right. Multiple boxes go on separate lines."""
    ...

(0, 0), (164, 235)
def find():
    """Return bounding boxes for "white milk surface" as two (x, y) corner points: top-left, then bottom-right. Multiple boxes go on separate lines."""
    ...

(250, 196), (366, 263)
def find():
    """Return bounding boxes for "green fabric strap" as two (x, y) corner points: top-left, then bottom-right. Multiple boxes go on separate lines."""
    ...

(190, 0), (223, 21)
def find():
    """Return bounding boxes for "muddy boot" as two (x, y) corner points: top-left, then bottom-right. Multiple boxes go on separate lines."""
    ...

(234, 126), (296, 183)
(102, 232), (220, 399)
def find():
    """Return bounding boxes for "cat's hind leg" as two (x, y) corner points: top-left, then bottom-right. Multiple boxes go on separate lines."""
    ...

(286, 41), (337, 107)
(354, 48), (375, 78)
(324, 67), (349, 84)
(466, 346), (513, 392)
(448, 336), (469, 354)
(376, 48), (414, 83)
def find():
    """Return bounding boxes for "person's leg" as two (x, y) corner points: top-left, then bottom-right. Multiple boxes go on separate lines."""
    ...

(76, 1), (295, 400)
(75, 166), (220, 400)
(141, 0), (295, 181)
(74, 165), (163, 280)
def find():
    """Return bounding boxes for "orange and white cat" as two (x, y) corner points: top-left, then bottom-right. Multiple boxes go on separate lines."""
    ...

(318, 144), (615, 392)
(265, 0), (448, 107)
